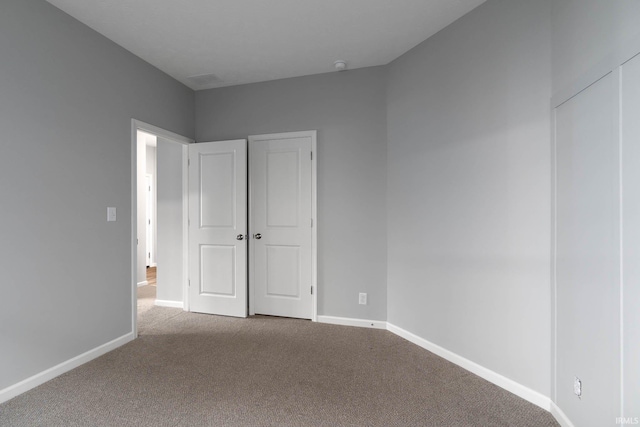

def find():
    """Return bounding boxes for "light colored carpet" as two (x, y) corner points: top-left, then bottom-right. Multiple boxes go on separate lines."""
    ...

(137, 284), (156, 315)
(0, 306), (559, 426)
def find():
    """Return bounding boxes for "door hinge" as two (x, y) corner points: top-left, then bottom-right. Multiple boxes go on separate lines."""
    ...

(311, 286), (313, 295)
(311, 151), (313, 161)
(311, 218), (313, 228)
(188, 279), (191, 287)
(188, 158), (191, 166)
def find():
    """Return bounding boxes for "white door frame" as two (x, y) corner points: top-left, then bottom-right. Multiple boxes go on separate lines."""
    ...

(145, 173), (154, 267)
(248, 130), (318, 321)
(131, 119), (193, 338)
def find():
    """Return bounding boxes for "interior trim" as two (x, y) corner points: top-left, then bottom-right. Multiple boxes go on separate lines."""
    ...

(0, 332), (134, 405)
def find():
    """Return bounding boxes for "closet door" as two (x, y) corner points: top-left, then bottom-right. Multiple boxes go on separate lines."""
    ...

(554, 74), (619, 426)
(188, 140), (248, 317)
(249, 132), (314, 319)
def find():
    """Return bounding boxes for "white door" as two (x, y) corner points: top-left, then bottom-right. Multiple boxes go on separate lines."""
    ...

(145, 174), (153, 267)
(249, 131), (315, 319)
(188, 140), (248, 317)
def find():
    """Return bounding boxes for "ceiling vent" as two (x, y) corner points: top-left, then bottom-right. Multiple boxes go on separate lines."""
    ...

(186, 73), (223, 88)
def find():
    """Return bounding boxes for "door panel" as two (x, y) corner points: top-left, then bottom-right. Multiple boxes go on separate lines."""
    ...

(200, 152), (235, 227)
(266, 245), (301, 297)
(189, 140), (247, 317)
(200, 245), (235, 296)
(267, 150), (300, 227)
(554, 74), (619, 425)
(250, 134), (313, 319)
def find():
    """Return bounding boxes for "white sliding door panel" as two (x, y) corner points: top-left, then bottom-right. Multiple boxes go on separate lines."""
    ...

(250, 132), (315, 320)
(621, 53), (640, 419)
(554, 73), (620, 427)
(189, 140), (247, 317)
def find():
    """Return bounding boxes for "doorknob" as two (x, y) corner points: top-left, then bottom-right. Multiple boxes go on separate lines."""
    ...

(236, 234), (245, 241)
(254, 233), (262, 240)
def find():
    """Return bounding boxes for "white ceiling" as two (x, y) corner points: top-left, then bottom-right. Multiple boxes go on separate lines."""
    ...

(46, 0), (486, 90)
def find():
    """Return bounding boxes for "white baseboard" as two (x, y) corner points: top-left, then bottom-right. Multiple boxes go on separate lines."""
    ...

(137, 280), (148, 287)
(155, 299), (183, 308)
(0, 332), (134, 404)
(317, 315), (387, 329)
(550, 401), (575, 427)
(386, 322), (551, 411)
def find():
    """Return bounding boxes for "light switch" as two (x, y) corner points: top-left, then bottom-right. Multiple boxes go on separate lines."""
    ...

(107, 207), (117, 222)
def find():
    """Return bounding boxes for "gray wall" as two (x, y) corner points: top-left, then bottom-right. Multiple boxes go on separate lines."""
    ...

(386, 0), (552, 397)
(156, 139), (184, 303)
(196, 67), (388, 321)
(0, 0), (194, 391)
(551, 0), (640, 423)
(551, 0), (640, 94)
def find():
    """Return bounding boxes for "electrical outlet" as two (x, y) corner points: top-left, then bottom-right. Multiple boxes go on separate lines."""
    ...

(574, 377), (582, 397)
(359, 293), (367, 305)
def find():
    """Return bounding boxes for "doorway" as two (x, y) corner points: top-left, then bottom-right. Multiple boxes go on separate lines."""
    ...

(132, 120), (192, 337)
(137, 132), (157, 315)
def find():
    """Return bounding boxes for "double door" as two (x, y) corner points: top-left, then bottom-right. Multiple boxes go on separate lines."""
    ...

(188, 131), (315, 319)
